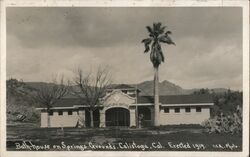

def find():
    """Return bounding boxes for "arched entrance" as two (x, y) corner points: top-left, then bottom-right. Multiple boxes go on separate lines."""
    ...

(105, 107), (130, 126)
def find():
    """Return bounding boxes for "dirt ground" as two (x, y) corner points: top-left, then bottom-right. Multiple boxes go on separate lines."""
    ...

(6, 123), (242, 151)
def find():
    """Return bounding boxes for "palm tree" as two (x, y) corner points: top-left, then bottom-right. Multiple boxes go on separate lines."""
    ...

(142, 22), (175, 126)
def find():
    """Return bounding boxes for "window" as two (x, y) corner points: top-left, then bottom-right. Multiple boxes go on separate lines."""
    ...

(127, 91), (135, 94)
(122, 90), (128, 94)
(49, 111), (53, 116)
(164, 108), (169, 113)
(58, 111), (63, 115)
(196, 107), (202, 112)
(174, 108), (180, 113)
(68, 110), (73, 115)
(185, 107), (191, 113)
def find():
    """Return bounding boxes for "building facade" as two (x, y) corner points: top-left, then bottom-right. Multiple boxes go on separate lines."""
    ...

(36, 85), (214, 128)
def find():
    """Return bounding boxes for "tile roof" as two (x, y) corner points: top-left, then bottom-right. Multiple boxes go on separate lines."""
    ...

(52, 98), (85, 107)
(137, 94), (213, 104)
(40, 94), (213, 108)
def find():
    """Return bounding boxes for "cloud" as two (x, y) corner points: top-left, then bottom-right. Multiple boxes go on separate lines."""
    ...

(7, 7), (242, 48)
(6, 7), (243, 90)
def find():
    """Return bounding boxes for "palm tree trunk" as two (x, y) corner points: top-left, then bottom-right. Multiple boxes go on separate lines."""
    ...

(154, 67), (160, 126)
(90, 110), (94, 128)
(47, 110), (50, 128)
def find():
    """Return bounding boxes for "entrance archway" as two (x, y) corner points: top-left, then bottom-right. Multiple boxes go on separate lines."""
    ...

(105, 107), (130, 126)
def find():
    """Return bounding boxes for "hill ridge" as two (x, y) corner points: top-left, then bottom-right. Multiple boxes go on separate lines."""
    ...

(25, 80), (229, 96)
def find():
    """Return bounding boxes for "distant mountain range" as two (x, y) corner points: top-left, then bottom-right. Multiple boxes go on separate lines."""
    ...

(25, 80), (230, 96)
(131, 80), (229, 96)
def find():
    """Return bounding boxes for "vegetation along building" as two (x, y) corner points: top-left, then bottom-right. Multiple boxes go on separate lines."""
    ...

(36, 84), (214, 128)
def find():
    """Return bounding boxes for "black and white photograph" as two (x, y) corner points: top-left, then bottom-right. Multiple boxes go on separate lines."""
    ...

(0, 0), (249, 157)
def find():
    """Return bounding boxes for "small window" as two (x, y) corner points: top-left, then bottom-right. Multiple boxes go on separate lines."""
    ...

(68, 110), (73, 115)
(185, 107), (191, 113)
(58, 111), (63, 115)
(127, 91), (135, 94)
(49, 111), (53, 116)
(164, 108), (169, 113)
(122, 90), (128, 94)
(196, 107), (202, 112)
(174, 108), (180, 113)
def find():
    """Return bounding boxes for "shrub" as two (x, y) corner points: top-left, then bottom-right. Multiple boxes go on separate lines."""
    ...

(202, 105), (242, 134)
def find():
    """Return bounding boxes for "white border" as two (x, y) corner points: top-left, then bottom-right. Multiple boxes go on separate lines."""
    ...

(0, 0), (249, 157)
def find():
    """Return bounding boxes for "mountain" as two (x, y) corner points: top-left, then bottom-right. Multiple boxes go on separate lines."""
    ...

(25, 82), (57, 90)
(7, 79), (40, 123)
(133, 80), (230, 96)
(134, 80), (185, 96)
(24, 80), (230, 96)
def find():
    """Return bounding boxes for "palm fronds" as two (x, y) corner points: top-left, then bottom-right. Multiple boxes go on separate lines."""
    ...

(141, 22), (175, 67)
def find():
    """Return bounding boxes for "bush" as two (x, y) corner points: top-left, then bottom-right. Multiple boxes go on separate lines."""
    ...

(7, 102), (40, 123)
(202, 105), (242, 134)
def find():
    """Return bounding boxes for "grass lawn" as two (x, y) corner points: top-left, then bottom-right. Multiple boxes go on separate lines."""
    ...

(6, 123), (242, 151)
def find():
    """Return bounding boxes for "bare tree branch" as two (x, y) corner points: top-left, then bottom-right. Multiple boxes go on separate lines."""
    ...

(71, 65), (113, 127)
(32, 76), (69, 110)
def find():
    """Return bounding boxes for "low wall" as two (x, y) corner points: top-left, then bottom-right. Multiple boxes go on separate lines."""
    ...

(159, 107), (210, 125)
(41, 111), (79, 128)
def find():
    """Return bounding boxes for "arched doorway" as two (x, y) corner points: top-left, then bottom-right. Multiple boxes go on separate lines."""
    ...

(105, 107), (130, 126)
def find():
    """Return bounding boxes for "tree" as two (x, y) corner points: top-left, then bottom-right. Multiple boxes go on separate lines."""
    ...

(142, 22), (175, 126)
(32, 77), (69, 127)
(193, 88), (210, 95)
(72, 66), (112, 128)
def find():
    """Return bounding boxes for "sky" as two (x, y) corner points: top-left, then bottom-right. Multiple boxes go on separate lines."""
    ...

(6, 7), (243, 90)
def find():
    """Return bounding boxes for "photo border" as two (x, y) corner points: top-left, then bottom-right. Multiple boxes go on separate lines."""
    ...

(0, 0), (249, 157)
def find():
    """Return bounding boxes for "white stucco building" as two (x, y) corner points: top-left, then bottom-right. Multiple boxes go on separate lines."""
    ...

(36, 84), (214, 128)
